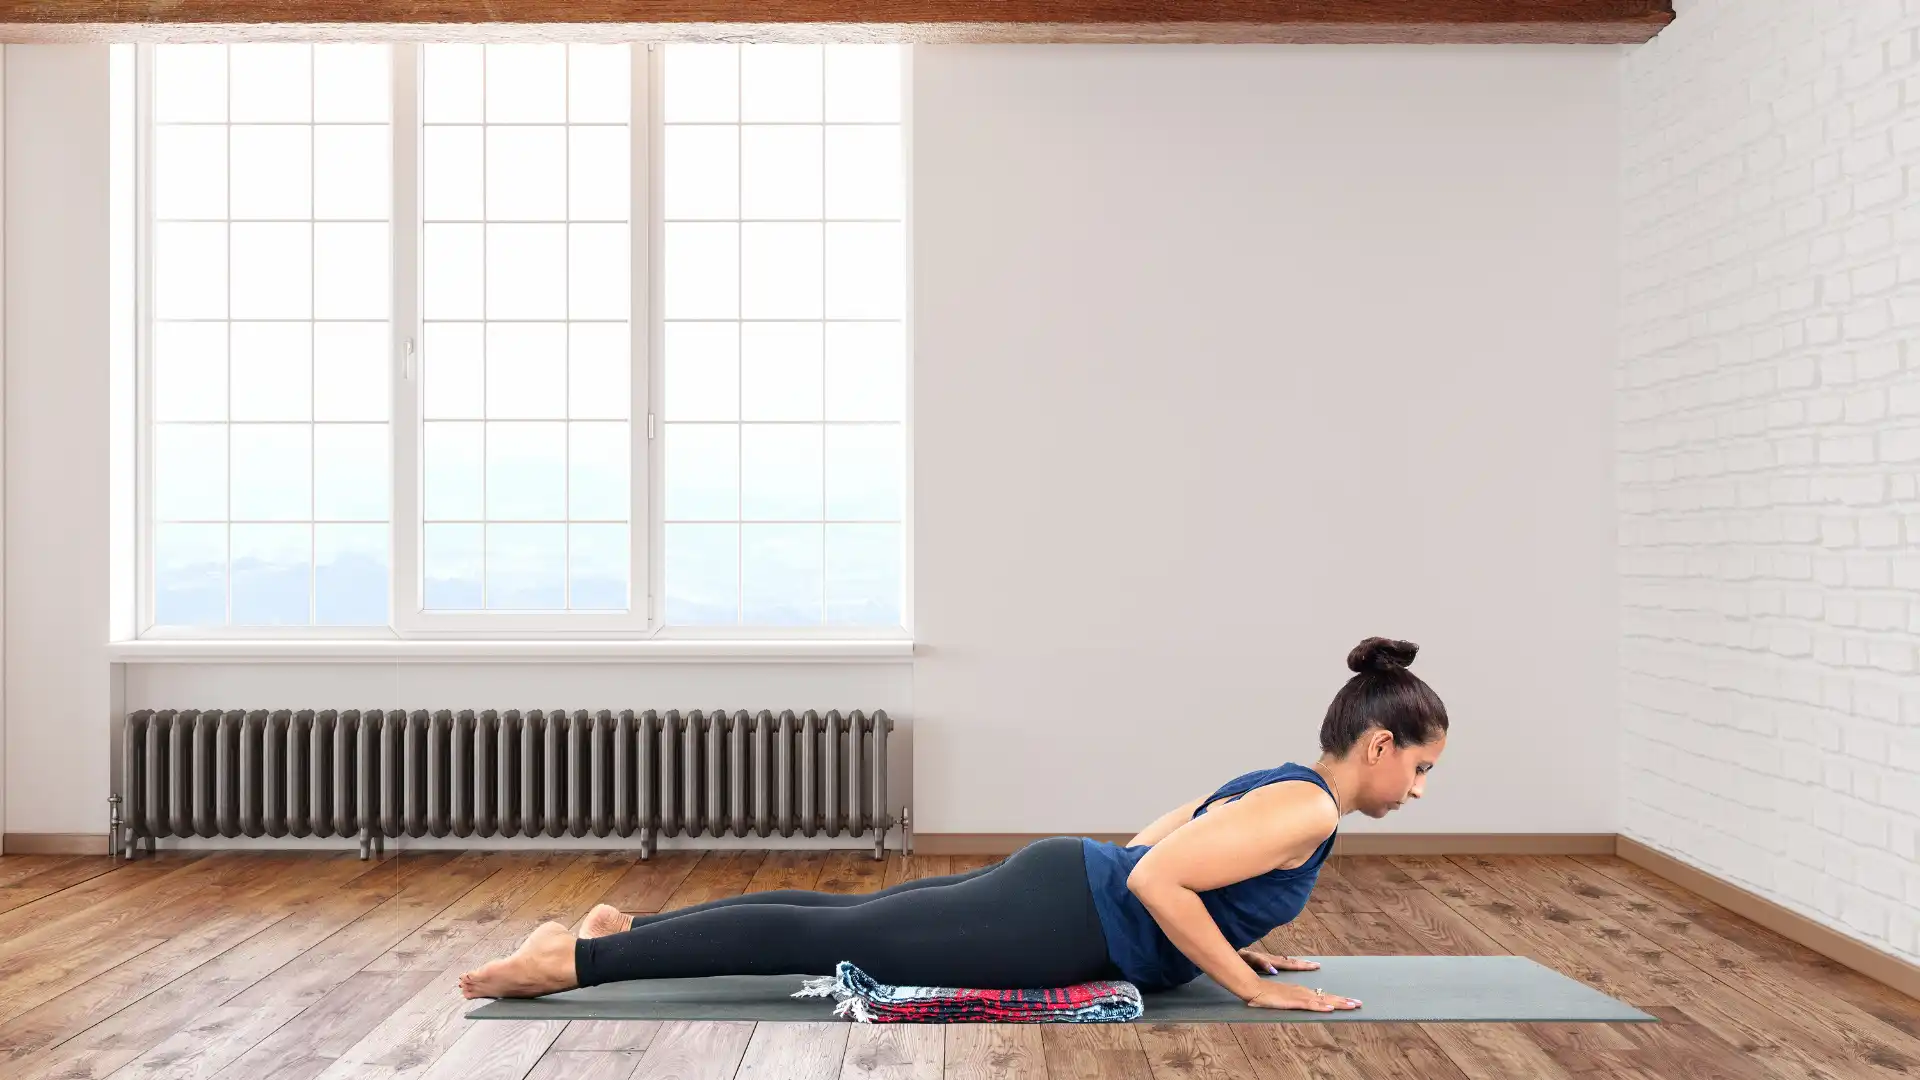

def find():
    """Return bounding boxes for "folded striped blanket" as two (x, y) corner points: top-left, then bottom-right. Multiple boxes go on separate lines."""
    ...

(792, 961), (1144, 1024)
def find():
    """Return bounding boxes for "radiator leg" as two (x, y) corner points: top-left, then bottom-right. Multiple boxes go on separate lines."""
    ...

(640, 826), (655, 861)
(108, 795), (124, 862)
(141, 834), (157, 857)
(357, 826), (371, 861)
(904, 805), (913, 857)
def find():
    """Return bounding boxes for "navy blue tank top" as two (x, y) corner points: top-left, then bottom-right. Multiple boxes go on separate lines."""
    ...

(1079, 763), (1338, 991)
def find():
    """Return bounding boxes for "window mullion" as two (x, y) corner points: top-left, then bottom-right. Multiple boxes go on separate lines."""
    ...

(391, 42), (423, 634)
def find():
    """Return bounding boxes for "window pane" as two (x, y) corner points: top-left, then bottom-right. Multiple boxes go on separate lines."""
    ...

(314, 45), (389, 124)
(665, 223), (740, 320)
(666, 523), (738, 623)
(425, 126), (484, 220)
(486, 523), (565, 608)
(741, 424), (822, 521)
(154, 125), (226, 220)
(425, 322), (485, 419)
(826, 523), (900, 625)
(424, 44), (484, 124)
(316, 523), (389, 624)
(825, 423), (902, 521)
(154, 321), (228, 422)
(485, 44), (566, 124)
(154, 524), (227, 625)
(664, 45), (738, 123)
(665, 424), (739, 520)
(315, 424), (388, 521)
(826, 126), (902, 220)
(568, 45), (630, 124)
(664, 126), (739, 221)
(569, 224), (630, 321)
(742, 524), (822, 624)
(487, 421), (567, 520)
(313, 322), (390, 422)
(825, 46), (900, 123)
(155, 44), (226, 123)
(315, 126), (390, 221)
(570, 422), (629, 521)
(569, 523), (628, 610)
(231, 425), (312, 521)
(825, 222), (902, 319)
(155, 424), (227, 521)
(229, 44), (310, 123)
(231, 223), (311, 320)
(231, 523), (310, 625)
(229, 125), (311, 220)
(315, 223), (390, 320)
(424, 224), (484, 319)
(230, 322), (311, 421)
(742, 223), (823, 320)
(825, 321), (904, 421)
(742, 322), (823, 421)
(742, 126), (822, 219)
(569, 323), (630, 420)
(424, 421), (484, 520)
(570, 126), (630, 221)
(742, 45), (822, 123)
(424, 522), (483, 609)
(154, 223), (227, 320)
(664, 323), (739, 421)
(486, 323), (567, 419)
(487, 125), (567, 221)
(487, 224), (567, 319)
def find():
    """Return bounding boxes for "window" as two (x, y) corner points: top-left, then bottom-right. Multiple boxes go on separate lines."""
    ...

(418, 44), (634, 614)
(134, 42), (907, 638)
(659, 45), (905, 627)
(148, 44), (393, 627)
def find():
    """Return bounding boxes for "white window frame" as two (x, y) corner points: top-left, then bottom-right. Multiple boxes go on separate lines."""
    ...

(132, 42), (914, 643)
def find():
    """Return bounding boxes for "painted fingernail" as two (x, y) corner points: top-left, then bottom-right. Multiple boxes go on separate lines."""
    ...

(1267, 965), (1278, 973)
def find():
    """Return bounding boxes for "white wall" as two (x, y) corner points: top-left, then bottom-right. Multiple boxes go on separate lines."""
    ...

(1621, 0), (1920, 962)
(0, 44), (8, 850)
(4, 45), (111, 839)
(911, 45), (1622, 834)
(6, 43), (1623, 841)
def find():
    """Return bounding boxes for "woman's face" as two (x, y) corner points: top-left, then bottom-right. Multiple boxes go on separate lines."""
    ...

(1354, 729), (1446, 818)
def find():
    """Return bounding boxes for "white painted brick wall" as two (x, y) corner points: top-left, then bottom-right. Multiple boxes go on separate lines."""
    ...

(1622, 0), (1920, 964)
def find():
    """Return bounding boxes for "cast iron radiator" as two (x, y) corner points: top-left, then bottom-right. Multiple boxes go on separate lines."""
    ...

(112, 708), (900, 862)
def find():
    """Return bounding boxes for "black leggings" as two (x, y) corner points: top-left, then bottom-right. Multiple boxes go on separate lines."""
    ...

(574, 836), (1122, 989)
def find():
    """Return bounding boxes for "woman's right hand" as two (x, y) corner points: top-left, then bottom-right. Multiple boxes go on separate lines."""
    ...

(1243, 982), (1361, 1012)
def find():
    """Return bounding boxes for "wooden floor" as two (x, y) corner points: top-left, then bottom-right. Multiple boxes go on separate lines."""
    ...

(0, 849), (1915, 1079)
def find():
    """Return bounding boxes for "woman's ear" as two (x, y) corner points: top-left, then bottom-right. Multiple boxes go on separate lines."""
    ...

(1369, 729), (1394, 763)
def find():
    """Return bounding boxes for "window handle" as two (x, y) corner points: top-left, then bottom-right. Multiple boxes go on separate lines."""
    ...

(402, 337), (416, 382)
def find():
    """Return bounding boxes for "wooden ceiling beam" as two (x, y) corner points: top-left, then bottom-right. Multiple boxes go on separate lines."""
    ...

(0, 1), (1673, 44)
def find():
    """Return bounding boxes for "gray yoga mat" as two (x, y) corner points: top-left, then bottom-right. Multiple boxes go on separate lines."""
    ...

(467, 955), (1655, 1024)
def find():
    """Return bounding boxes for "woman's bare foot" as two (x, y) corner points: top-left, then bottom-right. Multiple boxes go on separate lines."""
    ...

(458, 921), (579, 1000)
(580, 903), (633, 939)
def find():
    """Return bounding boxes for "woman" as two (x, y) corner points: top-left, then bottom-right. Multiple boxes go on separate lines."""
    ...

(459, 636), (1448, 1013)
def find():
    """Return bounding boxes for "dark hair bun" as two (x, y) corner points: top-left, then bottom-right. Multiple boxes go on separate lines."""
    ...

(1348, 637), (1418, 674)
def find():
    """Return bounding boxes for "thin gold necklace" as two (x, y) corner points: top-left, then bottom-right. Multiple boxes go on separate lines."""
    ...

(1312, 763), (1344, 816)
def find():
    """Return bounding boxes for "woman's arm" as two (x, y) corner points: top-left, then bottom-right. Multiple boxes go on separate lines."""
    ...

(1123, 782), (1337, 1002)
(1126, 795), (1206, 847)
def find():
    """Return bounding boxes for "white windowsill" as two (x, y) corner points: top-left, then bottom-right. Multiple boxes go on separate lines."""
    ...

(105, 639), (917, 664)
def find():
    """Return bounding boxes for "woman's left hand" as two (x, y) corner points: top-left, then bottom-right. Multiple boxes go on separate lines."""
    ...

(1238, 947), (1320, 975)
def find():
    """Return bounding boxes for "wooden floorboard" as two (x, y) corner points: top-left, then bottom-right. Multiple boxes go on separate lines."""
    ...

(0, 850), (1907, 1079)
